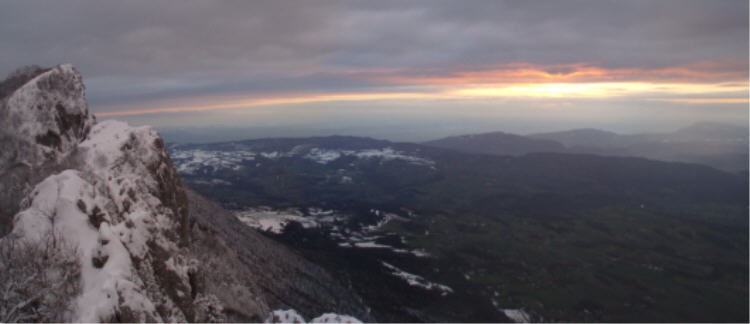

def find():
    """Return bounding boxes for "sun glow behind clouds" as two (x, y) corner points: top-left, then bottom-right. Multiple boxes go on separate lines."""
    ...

(96, 80), (748, 117)
(451, 82), (748, 99)
(95, 62), (749, 117)
(368, 61), (749, 84)
(647, 97), (749, 104)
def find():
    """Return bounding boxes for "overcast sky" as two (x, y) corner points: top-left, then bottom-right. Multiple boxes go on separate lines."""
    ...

(1, 0), (747, 140)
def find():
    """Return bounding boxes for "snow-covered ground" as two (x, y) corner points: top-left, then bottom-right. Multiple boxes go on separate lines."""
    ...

(235, 207), (325, 234)
(11, 119), (193, 322)
(380, 262), (452, 296)
(170, 149), (257, 175)
(310, 313), (362, 323)
(362, 209), (403, 232)
(502, 309), (532, 323)
(304, 147), (435, 167)
(234, 206), (431, 258)
(170, 146), (436, 176)
(337, 235), (430, 258)
(490, 293), (532, 323)
(265, 309), (304, 323)
(265, 309), (361, 323)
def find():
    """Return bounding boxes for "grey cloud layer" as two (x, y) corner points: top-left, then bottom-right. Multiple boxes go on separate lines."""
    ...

(1, 0), (746, 111)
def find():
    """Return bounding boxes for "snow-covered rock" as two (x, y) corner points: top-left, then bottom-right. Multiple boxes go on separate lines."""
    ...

(265, 309), (361, 323)
(9, 121), (194, 321)
(266, 309), (306, 323)
(502, 309), (532, 323)
(2, 64), (195, 322)
(0, 64), (96, 235)
(311, 313), (362, 323)
(1, 64), (373, 323)
(2, 64), (94, 154)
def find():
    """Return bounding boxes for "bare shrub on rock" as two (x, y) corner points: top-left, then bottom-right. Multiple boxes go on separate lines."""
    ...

(0, 233), (81, 322)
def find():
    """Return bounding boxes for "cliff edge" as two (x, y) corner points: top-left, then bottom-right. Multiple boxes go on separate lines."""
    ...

(0, 64), (371, 322)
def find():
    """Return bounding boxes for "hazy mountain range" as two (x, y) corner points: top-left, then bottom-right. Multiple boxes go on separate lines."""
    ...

(425, 123), (748, 172)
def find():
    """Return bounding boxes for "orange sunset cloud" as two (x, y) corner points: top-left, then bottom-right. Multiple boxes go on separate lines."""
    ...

(354, 61), (748, 85)
(96, 61), (748, 117)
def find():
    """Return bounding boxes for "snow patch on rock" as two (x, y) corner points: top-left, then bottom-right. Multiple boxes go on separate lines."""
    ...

(265, 309), (361, 323)
(2, 64), (94, 155)
(11, 170), (160, 322)
(503, 309), (532, 323)
(311, 313), (363, 323)
(10, 118), (193, 322)
(0, 64), (97, 235)
(266, 309), (305, 323)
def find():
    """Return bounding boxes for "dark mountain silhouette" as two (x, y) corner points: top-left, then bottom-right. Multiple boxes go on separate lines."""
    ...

(427, 124), (748, 172)
(423, 131), (565, 156)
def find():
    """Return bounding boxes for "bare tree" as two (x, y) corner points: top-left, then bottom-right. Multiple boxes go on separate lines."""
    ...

(0, 233), (81, 323)
(193, 293), (226, 323)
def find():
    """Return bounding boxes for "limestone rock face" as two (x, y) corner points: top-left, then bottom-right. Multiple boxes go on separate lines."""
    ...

(0, 64), (96, 235)
(1, 64), (371, 323)
(2, 64), (195, 322)
(3, 64), (94, 154)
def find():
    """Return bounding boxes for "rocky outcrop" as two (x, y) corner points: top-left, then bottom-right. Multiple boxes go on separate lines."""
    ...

(0, 64), (371, 322)
(0, 64), (96, 235)
(2, 64), (195, 322)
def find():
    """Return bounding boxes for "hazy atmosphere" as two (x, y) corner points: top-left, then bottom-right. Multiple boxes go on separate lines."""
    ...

(1, 1), (748, 322)
(1, 0), (747, 141)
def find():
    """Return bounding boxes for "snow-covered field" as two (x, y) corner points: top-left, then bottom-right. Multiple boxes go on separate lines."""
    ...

(170, 149), (257, 175)
(235, 207), (332, 234)
(304, 147), (435, 167)
(170, 146), (436, 175)
(380, 261), (453, 296)
(234, 207), (431, 258)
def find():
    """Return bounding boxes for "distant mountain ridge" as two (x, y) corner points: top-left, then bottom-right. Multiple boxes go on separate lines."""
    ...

(530, 122), (749, 147)
(528, 128), (635, 148)
(423, 131), (565, 156)
(424, 123), (748, 172)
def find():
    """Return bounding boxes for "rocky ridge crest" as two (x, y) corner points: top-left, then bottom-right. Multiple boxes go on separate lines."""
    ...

(2, 64), (195, 321)
(0, 64), (371, 322)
